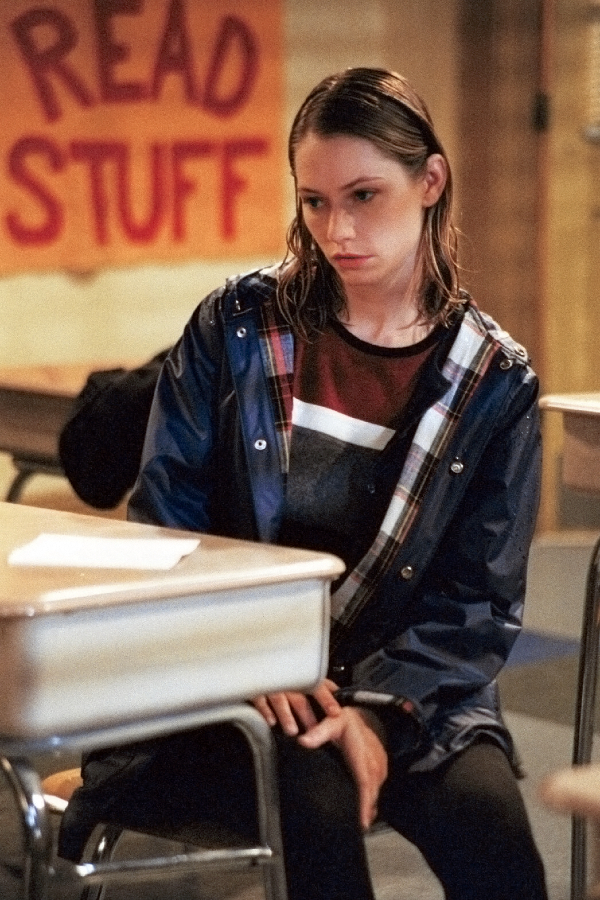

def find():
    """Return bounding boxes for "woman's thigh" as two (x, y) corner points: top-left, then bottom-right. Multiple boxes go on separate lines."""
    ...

(379, 739), (548, 900)
(68, 723), (375, 900)
(160, 724), (375, 900)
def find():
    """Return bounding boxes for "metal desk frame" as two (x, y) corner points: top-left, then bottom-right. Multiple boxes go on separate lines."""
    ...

(1, 702), (288, 900)
(540, 394), (600, 900)
(569, 536), (600, 900)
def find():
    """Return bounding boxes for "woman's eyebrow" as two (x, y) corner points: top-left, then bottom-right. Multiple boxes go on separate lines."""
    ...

(343, 176), (385, 189)
(297, 175), (385, 193)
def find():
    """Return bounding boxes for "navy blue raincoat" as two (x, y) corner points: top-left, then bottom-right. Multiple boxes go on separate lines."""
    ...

(128, 268), (542, 773)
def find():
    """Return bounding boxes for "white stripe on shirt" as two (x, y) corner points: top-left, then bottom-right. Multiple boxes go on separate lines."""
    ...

(292, 398), (394, 451)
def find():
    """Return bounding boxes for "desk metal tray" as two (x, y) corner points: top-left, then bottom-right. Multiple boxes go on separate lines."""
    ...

(0, 503), (343, 738)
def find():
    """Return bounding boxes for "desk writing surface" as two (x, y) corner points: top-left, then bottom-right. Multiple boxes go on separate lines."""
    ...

(0, 502), (343, 617)
(0, 361), (141, 463)
(0, 362), (139, 397)
(540, 393), (600, 416)
(0, 503), (343, 737)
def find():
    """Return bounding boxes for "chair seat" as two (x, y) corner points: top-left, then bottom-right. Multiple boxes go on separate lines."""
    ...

(42, 768), (83, 815)
(42, 768), (83, 803)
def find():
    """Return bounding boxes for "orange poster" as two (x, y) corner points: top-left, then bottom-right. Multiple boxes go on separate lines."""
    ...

(0, 0), (284, 275)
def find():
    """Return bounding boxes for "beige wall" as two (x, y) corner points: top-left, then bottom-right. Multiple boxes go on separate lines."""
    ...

(0, 0), (458, 367)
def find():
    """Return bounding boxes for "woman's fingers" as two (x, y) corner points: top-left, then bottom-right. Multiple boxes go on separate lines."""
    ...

(257, 691), (388, 831)
(251, 695), (278, 727)
(252, 680), (341, 734)
(282, 692), (318, 733)
(299, 707), (388, 830)
(311, 681), (342, 718)
(343, 711), (388, 829)
(252, 692), (316, 735)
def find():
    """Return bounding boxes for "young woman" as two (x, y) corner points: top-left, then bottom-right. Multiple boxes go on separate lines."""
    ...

(60, 68), (548, 900)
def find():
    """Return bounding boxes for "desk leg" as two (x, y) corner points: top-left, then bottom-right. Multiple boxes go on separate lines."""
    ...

(232, 705), (288, 900)
(6, 469), (34, 503)
(5, 460), (66, 503)
(0, 757), (53, 900)
(572, 534), (600, 900)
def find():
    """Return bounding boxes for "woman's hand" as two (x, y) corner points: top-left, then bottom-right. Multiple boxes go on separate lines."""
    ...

(252, 679), (342, 736)
(252, 682), (388, 830)
(299, 705), (388, 830)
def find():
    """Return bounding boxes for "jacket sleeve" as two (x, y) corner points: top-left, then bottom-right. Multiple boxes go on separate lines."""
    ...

(343, 365), (542, 757)
(128, 291), (225, 530)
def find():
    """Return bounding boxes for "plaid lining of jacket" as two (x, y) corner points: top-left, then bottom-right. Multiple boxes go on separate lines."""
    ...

(255, 287), (500, 637)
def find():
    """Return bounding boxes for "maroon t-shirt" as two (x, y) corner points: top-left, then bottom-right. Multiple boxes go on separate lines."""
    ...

(279, 319), (441, 569)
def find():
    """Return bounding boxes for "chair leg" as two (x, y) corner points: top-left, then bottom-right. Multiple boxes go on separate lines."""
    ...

(79, 824), (123, 900)
(572, 534), (600, 900)
(71, 706), (288, 900)
(0, 756), (53, 900)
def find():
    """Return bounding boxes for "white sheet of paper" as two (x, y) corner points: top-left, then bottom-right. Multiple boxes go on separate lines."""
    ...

(7, 533), (200, 570)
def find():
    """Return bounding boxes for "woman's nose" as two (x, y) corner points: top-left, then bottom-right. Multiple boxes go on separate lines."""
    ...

(327, 207), (355, 242)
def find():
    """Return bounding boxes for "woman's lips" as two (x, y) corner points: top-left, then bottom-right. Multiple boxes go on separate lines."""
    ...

(332, 254), (372, 269)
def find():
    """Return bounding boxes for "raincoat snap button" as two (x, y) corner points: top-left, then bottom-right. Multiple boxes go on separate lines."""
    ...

(499, 358), (512, 370)
(236, 326), (247, 338)
(366, 482), (376, 494)
(450, 460), (464, 475)
(400, 565), (414, 580)
(254, 439), (267, 450)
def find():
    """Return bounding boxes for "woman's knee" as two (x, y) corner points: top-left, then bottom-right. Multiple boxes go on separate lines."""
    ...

(275, 730), (360, 825)
(382, 741), (548, 900)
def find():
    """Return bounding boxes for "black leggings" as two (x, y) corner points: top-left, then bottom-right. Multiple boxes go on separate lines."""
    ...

(274, 732), (548, 900)
(59, 726), (548, 900)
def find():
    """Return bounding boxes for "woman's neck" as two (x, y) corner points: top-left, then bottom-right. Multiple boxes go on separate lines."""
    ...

(339, 287), (434, 348)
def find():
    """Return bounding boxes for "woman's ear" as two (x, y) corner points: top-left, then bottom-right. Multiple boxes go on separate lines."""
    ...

(422, 154), (447, 207)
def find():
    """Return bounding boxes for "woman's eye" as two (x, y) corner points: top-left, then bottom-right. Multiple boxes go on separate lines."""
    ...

(302, 196), (323, 210)
(354, 189), (374, 202)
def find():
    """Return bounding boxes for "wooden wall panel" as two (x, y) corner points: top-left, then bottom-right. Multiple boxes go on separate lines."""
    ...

(380, 0), (459, 166)
(539, 0), (600, 530)
(456, 0), (544, 375)
(544, 0), (600, 394)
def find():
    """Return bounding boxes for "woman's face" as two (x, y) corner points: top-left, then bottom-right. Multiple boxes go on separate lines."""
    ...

(294, 132), (446, 298)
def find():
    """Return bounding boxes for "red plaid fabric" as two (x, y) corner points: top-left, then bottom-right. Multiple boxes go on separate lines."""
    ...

(256, 289), (501, 638)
